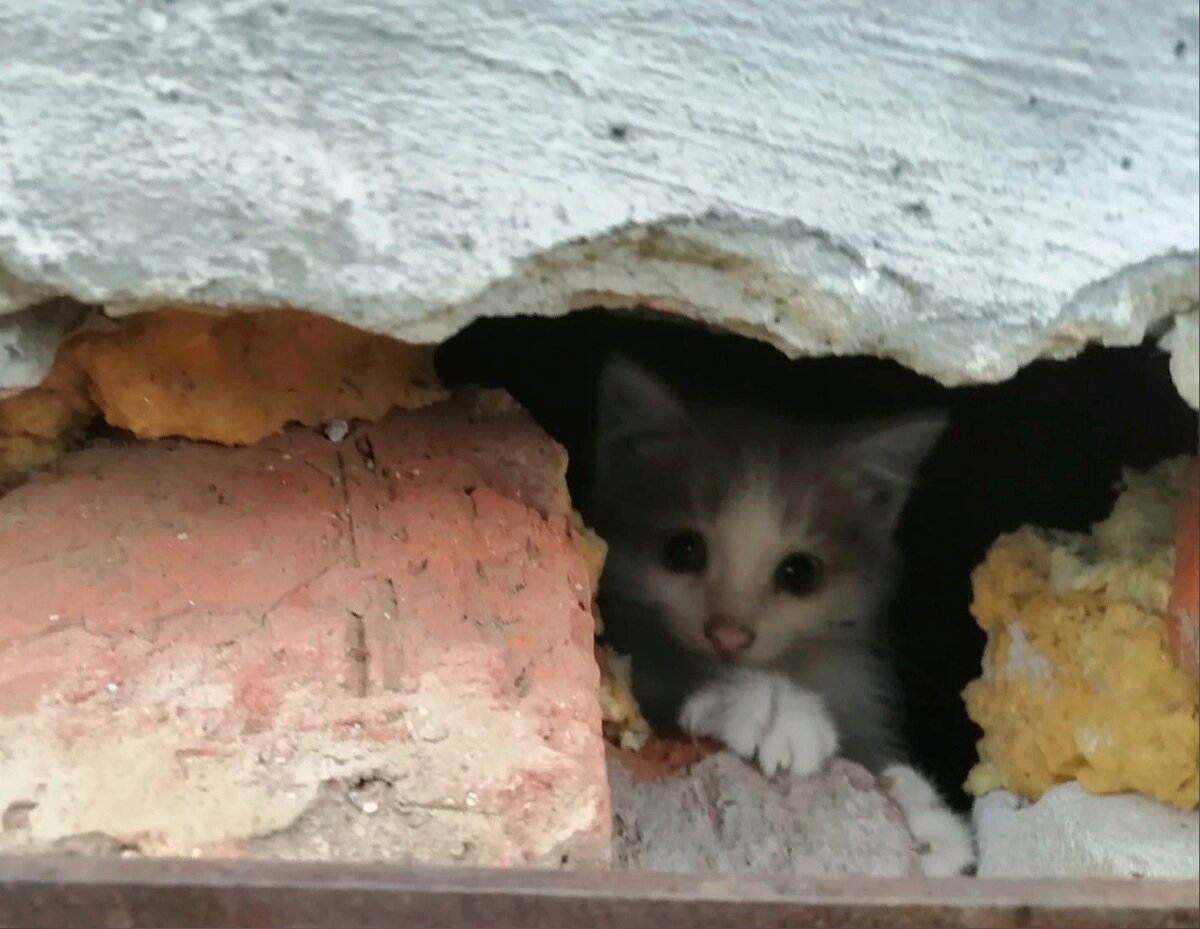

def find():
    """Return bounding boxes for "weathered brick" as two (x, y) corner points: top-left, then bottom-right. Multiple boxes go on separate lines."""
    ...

(0, 392), (608, 866)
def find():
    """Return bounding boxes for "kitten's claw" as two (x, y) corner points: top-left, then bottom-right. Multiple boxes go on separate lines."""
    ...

(678, 670), (839, 777)
(882, 763), (976, 876)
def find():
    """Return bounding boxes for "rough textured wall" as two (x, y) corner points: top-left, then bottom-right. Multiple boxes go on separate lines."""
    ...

(0, 0), (1197, 400)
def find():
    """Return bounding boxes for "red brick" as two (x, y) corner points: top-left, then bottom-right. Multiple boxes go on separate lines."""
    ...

(0, 393), (608, 865)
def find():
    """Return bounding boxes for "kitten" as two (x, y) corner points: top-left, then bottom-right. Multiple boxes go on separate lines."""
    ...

(586, 356), (974, 875)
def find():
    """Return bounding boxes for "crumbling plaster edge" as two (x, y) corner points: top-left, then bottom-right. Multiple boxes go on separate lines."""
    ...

(2, 216), (1198, 408)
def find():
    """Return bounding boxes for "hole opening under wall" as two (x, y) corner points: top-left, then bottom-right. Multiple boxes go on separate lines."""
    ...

(435, 307), (1198, 819)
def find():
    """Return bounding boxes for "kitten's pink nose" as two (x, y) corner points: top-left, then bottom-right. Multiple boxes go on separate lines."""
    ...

(704, 618), (755, 659)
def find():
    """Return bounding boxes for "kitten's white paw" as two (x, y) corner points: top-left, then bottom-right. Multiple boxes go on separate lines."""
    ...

(756, 684), (839, 776)
(678, 670), (774, 761)
(882, 763), (976, 877)
(678, 671), (839, 777)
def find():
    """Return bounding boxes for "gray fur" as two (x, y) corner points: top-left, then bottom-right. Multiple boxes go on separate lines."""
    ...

(587, 356), (946, 771)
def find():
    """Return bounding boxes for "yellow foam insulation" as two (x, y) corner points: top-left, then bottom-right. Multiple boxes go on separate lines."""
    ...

(964, 456), (1200, 810)
(0, 307), (448, 471)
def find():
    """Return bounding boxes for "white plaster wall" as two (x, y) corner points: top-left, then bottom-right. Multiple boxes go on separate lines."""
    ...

(0, 0), (1197, 398)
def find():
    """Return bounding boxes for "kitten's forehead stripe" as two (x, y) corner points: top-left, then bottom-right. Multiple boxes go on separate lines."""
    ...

(705, 467), (828, 616)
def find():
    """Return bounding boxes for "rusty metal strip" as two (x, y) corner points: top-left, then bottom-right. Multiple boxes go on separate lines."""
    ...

(1, 857), (1197, 929)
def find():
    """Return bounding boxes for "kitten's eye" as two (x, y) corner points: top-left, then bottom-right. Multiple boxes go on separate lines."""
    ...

(660, 530), (707, 574)
(775, 552), (823, 596)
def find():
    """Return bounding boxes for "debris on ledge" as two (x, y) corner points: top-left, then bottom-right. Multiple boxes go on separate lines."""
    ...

(964, 456), (1200, 810)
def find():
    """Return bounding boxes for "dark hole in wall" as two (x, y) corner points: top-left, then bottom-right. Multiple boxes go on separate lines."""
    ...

(436, 308), (1199, 810)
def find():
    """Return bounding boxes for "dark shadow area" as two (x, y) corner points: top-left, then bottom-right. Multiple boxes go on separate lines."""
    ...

(436, 307), (1198, 809)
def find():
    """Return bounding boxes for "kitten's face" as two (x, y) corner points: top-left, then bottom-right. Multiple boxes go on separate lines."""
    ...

(589, 358), (944, 667)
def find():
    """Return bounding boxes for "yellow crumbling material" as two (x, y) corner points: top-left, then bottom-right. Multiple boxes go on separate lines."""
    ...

(597, 644), (652, 751)
(0, 393), (77, 471)
(67, 308), (447, 443)
(964, 456), (1200, 810)
(0, 307), (448, 472)
(0, 359), (92, 472)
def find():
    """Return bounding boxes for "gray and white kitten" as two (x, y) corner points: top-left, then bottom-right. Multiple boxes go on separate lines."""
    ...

(588, 357), (974, 875)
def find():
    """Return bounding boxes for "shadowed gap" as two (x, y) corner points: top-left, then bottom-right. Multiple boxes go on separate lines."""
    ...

(436, 308), (1198, 809)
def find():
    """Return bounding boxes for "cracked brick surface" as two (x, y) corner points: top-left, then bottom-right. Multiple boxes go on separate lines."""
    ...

(0, 392), (608, 865)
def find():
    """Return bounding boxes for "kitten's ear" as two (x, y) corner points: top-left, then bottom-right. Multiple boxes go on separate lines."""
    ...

(838, 412), (946, 527)
(595, 356), (691, 475)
